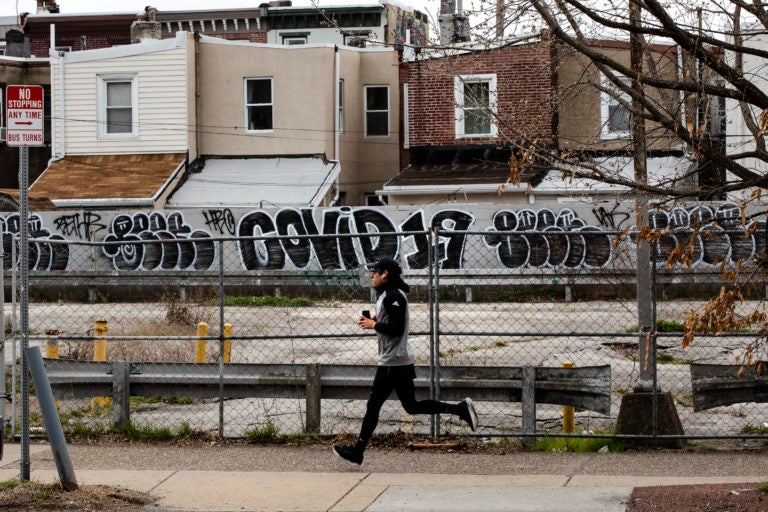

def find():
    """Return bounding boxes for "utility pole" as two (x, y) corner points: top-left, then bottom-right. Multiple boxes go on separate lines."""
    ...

(616, 0), (684, 446)
(629, 0), (653, 393)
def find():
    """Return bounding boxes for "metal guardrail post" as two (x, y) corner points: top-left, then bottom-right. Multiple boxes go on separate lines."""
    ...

(112, 362), (131, 430)
(45, 329), (61, 359)
(223, 323), (233, 363)
(91, 318), (109, 411)
(305, 363), (321, 434)
(522, 366), (536, 449)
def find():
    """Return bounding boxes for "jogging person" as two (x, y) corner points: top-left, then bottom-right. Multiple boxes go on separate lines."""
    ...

(332, 257), (478, 466)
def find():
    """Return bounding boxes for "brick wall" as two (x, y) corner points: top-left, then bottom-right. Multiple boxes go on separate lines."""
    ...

(402, 42), (555, 151)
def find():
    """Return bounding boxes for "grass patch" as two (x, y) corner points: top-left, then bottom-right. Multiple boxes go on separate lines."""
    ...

(742, 424), (768, 435)
(221, 295), (314, 307)
(245, 422), (282, 443)
(758, 482), (768, 493)
(479, 285), (564, 303)
(656, 353), (693, 365)
(0, 479), (21, 490)
(532, 432), (627, 453)
(625, 319), (686, 333)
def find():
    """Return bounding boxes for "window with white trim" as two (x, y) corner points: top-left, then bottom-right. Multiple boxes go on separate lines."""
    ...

(283, 36), (307, 45)
(600, 74), (631, 139)
(455, 74), (497, 138)
(98, 75), (138, 138)
(245, 78), (273, 131)
(364, 85), (389, 137)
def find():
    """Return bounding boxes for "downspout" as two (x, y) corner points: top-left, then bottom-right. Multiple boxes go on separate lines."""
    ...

(49, 23), (65, 163)
(332, 45), (340, 205)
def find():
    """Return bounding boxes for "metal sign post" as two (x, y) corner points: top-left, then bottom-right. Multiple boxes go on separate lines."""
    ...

(7, 84), (44, 480)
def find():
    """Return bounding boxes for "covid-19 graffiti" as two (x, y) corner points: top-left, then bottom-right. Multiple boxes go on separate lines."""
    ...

(2, 202), (765, 273)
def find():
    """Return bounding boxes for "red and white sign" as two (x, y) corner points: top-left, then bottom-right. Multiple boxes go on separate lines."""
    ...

(6, 85), (44, 147)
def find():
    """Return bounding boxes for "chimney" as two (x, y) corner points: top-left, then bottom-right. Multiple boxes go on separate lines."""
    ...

(438, 0), (470, 44)
(131, 6), (161, 43)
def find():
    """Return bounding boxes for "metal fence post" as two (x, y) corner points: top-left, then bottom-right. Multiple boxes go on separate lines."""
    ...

(217, 240), (225, 438)
(430, 228), (440, 441)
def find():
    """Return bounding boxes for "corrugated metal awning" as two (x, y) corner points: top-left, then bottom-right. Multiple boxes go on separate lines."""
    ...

(166, 155), (340, 208)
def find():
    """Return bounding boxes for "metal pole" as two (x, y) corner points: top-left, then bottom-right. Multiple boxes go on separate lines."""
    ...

(19, 145), (30, 480)
(0, 230), (4, 460)
(431, 228), (440, 441)
(24, 346), (78, 490)
(218, 240), (225, 438)
(630, 0), (653, 393)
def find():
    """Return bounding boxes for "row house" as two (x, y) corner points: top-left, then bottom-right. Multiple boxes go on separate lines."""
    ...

(386, 36), (701, 207)
(29, 32), (401, 209)
(0, 0), (426, 197)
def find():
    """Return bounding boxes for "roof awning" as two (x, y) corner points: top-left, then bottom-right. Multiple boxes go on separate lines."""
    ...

(380, 145), (546, 197)
(30, 153), (187, 208)
(166, 155), (340, 208)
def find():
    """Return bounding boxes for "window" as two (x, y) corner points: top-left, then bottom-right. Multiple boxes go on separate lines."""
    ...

(98, 75), (138, 138)
(344, 34), (368, 48)
(364, 85), (389, 137)
(280, 32), (309, 45)
(337, 79), (344, 134)
(283, 36), (307, 45)
(245, 78), (273, 131)
(601, 75), (631, 139)
(455, 74), (497, 138)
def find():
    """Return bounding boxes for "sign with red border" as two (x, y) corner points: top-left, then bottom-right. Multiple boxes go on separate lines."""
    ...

(6, 85), (44, 147)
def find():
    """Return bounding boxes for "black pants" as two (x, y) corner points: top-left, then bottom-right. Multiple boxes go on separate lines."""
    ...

(359, 364), (463, 444)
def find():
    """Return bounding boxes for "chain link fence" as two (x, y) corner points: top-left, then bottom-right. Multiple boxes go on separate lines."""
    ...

(3, 226), (767, 443)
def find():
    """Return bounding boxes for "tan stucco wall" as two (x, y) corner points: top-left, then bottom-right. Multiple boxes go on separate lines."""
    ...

(338, 48), (400, 205)
(557, 44), (683, 152)
(197, 42), (335, 157)
(197, 41), (400, 206)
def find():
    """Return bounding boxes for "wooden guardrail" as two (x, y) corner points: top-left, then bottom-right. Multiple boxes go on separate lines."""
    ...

(43, 359), (611, 435)
(690, 363), (768, 411)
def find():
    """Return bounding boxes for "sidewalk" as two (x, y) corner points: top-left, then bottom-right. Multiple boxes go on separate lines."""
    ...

(2, 442), (768, 511)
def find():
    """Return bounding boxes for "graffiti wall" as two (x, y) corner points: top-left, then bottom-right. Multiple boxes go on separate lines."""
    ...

(2, 202), (765, 273)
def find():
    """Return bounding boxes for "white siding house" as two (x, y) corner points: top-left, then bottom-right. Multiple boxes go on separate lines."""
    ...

(50, 31), (193, 157)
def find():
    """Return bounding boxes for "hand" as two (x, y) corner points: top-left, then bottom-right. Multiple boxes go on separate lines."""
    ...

(358, 315), (376, 330)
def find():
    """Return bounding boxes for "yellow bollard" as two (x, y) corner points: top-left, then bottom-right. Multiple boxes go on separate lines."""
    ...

(91, 318), (110, 411)
(93, 317), (108, 362)
(223, 323), (233, 363)
(562, 360), (575, 433)
(44, 329), (61, 359)
(196, 322), (208, 363)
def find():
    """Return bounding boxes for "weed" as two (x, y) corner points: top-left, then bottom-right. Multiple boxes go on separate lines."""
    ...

(742, 424), (768, 435)
(615, 388), (630, 394)
(758, 482), (768, 493)
(123, 421), (173, 441)
(532, 431), (627, 453)
(657, 353), (693, 365)
(688, 442), (717, 453)
(494, 341), (507, 347)
(625, 319), (686, 333)
(0, 479), (20, 490)
(245, 422), (281, 443)
(221, 295), (314, 307)
(66, 421), (107, 440)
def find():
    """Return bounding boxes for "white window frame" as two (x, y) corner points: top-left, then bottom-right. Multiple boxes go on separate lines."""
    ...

(244, 77), (274, 133)
(364, 85), (389, 138)
(600, 74), (632, 139)
(454, 74), (497, 138)
(97, 74), (138, 139)
(283, 36), (307, 45)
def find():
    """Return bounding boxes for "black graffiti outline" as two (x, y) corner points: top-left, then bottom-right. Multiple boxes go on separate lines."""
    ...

(102, 211), (216, 271)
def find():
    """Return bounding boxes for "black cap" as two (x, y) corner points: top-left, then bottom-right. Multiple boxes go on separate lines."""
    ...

(366, 257), (402, 275)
